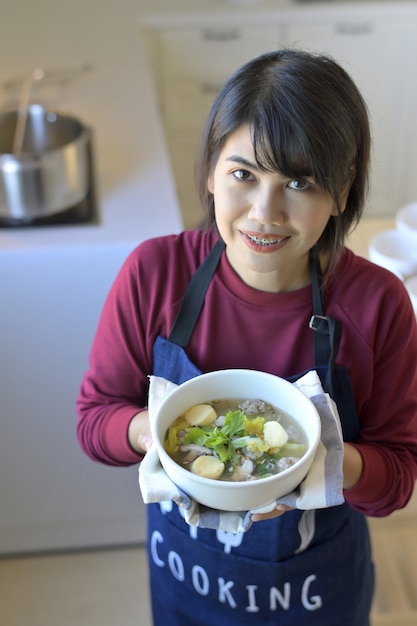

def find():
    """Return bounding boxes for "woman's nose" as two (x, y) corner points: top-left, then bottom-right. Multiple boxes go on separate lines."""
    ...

(247, 187), (286, 225)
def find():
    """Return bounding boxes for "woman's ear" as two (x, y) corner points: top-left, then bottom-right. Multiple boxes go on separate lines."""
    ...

(207, 173), (214, 194)
(339, 182), (351, 214)
(332, 166), (355, 215)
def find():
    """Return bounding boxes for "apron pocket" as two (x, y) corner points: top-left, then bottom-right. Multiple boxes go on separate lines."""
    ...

(147, 503), (374, 626)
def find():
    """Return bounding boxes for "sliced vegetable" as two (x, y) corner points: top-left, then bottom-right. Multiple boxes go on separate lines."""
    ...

(164, 418), (189, 456)
(231, 435), (269, 455)
(191, 455), (225, 479)
(184, 404), (217, 426)
(279, 442), (308, 458)
(263, 421), (288, 449)
(244, 416), (265, 436)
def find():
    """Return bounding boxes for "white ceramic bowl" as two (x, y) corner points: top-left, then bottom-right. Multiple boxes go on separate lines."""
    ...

(368, 229), (417, 280)
(396, 202), (417, 241)
(152, 369), (321, 511)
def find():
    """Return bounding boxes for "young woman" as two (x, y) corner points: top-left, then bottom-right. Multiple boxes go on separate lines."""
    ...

(77, 49), (417, 625)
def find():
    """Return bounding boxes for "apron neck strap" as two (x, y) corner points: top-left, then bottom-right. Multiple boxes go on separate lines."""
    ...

(168, 239), (225, 347)
(309, 247), (342, 395)
(310, 246), (325, 317)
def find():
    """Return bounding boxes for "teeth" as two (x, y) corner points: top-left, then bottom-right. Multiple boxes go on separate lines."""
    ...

(248, 234), (282, 245)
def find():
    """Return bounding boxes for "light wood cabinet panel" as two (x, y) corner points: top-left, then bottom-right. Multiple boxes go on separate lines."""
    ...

(283, 18), (417, 217)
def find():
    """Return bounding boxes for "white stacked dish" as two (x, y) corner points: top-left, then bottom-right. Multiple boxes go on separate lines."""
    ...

(369, 202), (417, 316)
(396, 202), (417, 239)
(368, 229), (417, 281)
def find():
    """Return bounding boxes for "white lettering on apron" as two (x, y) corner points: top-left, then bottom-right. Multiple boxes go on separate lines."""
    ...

(150, 530), (323, 615)
(245, 585), (260, 612)
(189, 525), (198, 540)
(192, 565), (210, 596)
(218, 577), (237, 608)
(295, 510), (316, 554)
(168, 551), (185, 581)
(301, 574), (322, 611)
(270, 583), (291, 610)
(160, 500), (173, 514)
(216, 530), (244, 553)
(151, 530), (165, 567)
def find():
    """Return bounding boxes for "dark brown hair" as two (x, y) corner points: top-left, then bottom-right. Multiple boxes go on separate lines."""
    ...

(195, 48), (371, 268)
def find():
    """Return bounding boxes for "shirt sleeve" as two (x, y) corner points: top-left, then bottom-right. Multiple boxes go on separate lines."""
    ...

(342, 275), (417, 517)
(76, 245), (154, 466)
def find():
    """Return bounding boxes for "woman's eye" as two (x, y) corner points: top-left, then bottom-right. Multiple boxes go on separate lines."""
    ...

(288, 178), (313, 191)
(232, 169), (255, 182)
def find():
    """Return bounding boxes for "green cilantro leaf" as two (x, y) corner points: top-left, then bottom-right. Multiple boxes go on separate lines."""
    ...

(221, 410), (246, 438)
(182, 409), (248, 463)
(183, 427), (209, 446)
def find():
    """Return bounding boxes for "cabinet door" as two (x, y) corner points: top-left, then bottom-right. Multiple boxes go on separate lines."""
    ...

(284, 18), (417, 217)
(0, 246), (147, 554)
(159, 26), (279, 82)
(157, 26), (280, 131)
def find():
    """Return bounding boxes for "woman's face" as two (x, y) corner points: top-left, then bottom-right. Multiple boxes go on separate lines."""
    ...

(208, 125), (348, 293)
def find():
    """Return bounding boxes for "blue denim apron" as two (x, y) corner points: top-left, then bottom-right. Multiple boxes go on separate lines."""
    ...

(148, 241), (374, 625)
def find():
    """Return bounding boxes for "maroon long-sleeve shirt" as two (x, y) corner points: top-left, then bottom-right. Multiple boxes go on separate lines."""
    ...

(77, 229), (417, 517)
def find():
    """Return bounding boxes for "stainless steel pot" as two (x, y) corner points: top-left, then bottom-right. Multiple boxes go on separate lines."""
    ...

(0, 104), (91, 220)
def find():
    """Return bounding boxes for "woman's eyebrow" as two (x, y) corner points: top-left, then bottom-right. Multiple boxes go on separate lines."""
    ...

(225, 155), (261, 170)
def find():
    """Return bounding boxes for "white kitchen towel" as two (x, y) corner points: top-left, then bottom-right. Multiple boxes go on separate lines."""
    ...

(138, 370), (345, 533)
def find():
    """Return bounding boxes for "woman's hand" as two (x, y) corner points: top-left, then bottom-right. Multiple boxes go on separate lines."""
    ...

(251, 504), (294, 522)
(252, 443), (363, 521)
(128, 409), (152, 454)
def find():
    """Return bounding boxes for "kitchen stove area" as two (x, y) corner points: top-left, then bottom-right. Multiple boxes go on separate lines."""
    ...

(0, 186), (97, 228)
(0, 129), (99, 229)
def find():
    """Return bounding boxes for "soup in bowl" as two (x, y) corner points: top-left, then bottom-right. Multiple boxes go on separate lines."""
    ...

(151, 369), (321, 511)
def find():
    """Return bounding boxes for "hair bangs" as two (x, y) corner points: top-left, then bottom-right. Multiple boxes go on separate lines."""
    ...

(250, 111), (322, 187)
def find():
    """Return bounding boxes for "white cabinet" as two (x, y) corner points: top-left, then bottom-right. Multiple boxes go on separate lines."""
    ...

(283, 17), (417, 218)
(145, 6), (417, 227)
(0, 245), (147, 554)
(155, 26), (280, 129)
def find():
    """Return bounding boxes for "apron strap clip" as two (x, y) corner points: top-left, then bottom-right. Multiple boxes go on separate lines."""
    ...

(309, 314), (329, 333)
(310, 313), (343, 397)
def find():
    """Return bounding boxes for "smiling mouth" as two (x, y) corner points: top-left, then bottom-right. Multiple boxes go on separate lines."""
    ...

(246, 233), (288, 246)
